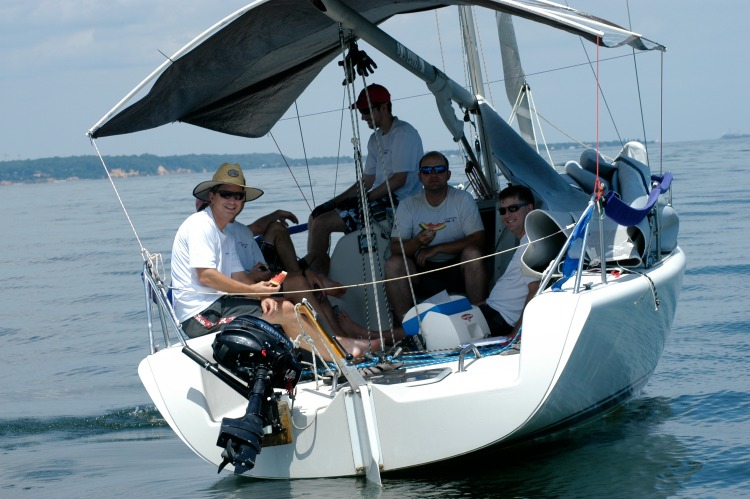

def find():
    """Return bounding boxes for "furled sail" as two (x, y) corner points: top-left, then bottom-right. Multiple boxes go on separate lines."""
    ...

(497, 12), (536, 148)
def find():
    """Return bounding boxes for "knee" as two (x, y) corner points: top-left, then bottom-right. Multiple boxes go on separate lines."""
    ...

(385, 255), (408, 278)
(461, 245), (483, 261)
(263, 221), (286, 242)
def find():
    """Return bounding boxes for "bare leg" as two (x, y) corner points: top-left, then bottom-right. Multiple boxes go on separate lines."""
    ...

(305, 210), (346, 274)
(279, 273), (374, 355)
(261, 221), (302, 272)
(460, 244), (488, 305)
(261, 222), (345, 297)
(261, 298), (377, 362)
(337, 308), (406, 344)
(384, 253), (419, 324)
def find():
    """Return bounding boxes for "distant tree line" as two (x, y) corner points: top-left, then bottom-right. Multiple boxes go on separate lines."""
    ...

(0, 153), (354, 184)
(0, 139), (638, 184)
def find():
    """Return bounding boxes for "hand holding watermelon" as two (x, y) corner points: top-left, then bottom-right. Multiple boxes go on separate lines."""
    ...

(269, 271), (287, 287)
(419, 222), (446, 231)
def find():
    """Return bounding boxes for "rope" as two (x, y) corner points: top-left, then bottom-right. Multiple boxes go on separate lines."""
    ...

(626, 0), (650, 165)
(89, 137), (149, 262)
(471, 6), (494, 106)
(268, 132), (314, 212)
(293, 101), (316, 207)
(168, 228), (568, 299)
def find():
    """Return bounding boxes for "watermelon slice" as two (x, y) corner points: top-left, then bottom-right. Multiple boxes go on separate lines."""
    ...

(269, 271), (287, 287)
(419, 222), (446, 231)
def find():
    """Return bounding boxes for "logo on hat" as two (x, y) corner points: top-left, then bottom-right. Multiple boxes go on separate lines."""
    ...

(192, 163), (264, 202)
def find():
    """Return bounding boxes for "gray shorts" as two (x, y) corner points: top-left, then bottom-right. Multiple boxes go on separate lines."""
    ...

(180, 295), (263, 338)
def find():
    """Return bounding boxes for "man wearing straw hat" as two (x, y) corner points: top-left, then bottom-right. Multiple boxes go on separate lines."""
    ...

(171, 163), (374, 359)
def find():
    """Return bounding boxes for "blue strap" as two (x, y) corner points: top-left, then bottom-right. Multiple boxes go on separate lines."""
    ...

(604, 173), (673, 227)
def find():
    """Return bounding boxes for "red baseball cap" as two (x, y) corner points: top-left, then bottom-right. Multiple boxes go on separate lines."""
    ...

(352, 84), (390, 111)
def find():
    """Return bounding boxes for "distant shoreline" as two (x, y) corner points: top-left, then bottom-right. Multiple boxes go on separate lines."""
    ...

(0, 139), (663, 185)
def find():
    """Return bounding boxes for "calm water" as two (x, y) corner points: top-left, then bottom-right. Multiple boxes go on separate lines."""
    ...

(1, 139), (749, 498)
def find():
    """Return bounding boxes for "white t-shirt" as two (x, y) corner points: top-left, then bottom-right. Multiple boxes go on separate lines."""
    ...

(225, 221), (266, 271)
(392, 187), (484, 263)
(486, 235), (538, 326)
(171, 207), (243, 322)
(364, 117), (423, 201)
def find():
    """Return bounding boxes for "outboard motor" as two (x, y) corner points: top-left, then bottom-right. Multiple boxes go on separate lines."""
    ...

(211, 315), (302, 474)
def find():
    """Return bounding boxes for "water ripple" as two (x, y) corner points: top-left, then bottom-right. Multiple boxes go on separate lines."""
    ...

(0, 406), (166, 451)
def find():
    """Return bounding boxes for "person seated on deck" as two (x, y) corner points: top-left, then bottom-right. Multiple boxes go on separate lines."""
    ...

(195, 200), (344, 298)
(385, 151), (488, 326)
(301, 84), (424, 275)
(171, 163), (377, 361)
(478, 185), (540, 337)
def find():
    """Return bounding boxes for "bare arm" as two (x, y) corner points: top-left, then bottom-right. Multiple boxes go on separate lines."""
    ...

(196, 267), (278, 298)
(389, 224), (440, 257)
(416, 230), (485, 265)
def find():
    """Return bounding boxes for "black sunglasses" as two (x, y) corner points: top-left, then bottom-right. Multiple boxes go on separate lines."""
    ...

(498, 202), (528, 215)
(419, 165), (448, 175)
(216, 189), (245, 201)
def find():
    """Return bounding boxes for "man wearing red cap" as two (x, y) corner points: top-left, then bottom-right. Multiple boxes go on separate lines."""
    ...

(303, 83), (423, 274)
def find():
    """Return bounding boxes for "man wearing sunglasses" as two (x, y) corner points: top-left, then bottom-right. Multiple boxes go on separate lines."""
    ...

(385, 151), (487, 325)
(478, 184), (539, 337)
(170, 163), (376, 360)
(303, 83), (423, 274)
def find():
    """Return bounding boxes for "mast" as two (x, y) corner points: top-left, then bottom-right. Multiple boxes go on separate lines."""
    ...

(458, 6), (499, 193)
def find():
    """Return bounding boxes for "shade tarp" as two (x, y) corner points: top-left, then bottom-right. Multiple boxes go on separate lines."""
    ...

(89, 0), (664, 140)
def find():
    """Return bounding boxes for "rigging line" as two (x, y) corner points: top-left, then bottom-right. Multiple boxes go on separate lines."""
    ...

(332, 85), (347, 198)
(626, 0), (650, 163)
(563, 0), (622, 146)
(659, 52), (664, 176)
(267, 131), (313, 211)
(353, 72), (392, 346)
(471, 6), (494, 106)
(89, 137), (147, 260)
(434, 10), (447, 72)
(600, 36), (604, 190)
(293, 101), (316, 207)
(266, 53), (640, 129)
(533, 111), (615, 162)
(172, 229), (562, 299)
(576, 32), (623, 146)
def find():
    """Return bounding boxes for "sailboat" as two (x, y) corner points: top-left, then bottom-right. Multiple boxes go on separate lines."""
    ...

(88, 0), (685, 483)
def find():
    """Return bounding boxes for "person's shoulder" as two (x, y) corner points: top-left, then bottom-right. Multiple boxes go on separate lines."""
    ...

(391, 116), (418, 133)
(179, 210), (206, 229)
(448, 185), (473, 199)
(396, 188), (424, 208)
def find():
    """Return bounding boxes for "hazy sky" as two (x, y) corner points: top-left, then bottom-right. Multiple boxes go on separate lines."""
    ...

(1, 1), (747, 162)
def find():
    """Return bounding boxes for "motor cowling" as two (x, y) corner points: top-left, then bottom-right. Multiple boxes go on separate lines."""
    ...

(211, 315), (302, 474)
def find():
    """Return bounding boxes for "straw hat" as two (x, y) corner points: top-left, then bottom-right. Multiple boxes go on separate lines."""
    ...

(192, 163), (263, 202)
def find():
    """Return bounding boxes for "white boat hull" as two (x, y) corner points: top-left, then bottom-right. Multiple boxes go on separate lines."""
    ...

(138, 247), (685, 478)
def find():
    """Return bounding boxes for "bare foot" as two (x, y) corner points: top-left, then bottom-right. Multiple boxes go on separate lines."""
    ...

(345, 337), (382, 361)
